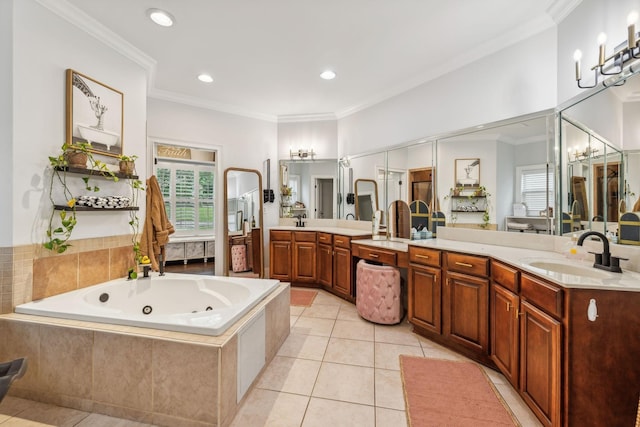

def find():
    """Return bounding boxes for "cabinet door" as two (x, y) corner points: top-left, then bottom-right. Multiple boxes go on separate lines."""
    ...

(269, 241), (291, 280)
(317, 243), (333, 287)
(293, 241), (317, 283)
(490, 283), (519, 388)
(333, 247), (351, 297)
(444, 271), (489, 353)
(408, 264), (441, 334)
(519, 300), (561, 427)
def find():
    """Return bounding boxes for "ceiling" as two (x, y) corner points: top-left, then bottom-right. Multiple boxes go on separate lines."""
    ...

(59, 0), (578, 121)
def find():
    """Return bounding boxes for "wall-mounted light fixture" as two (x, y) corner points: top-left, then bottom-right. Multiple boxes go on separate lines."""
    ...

(574, 11), (640, 88)
(290, 148), (315, 160)
(568, 146), (599, 162)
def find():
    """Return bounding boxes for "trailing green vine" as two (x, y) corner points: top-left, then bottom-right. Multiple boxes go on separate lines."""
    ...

(44, 142), (144, 257)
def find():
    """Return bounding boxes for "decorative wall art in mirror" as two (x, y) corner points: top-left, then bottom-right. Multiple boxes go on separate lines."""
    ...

(224, 168), (263, 278)
(279, 159), (337, 219)
(354, 179), (378, 220)
(66, 69), (124, 157)
(455, 158), (480, 187)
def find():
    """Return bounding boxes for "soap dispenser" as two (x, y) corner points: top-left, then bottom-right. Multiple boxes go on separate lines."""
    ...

(564, 234), (579, 259)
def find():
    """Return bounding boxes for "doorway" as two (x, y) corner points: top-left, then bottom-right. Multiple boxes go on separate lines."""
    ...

(314, 177), (334, 219)
(593, 162), (620, 222)
(409, 167), (433, 208)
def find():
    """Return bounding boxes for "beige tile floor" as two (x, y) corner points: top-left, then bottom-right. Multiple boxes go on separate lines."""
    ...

(0, 289), (542, 426)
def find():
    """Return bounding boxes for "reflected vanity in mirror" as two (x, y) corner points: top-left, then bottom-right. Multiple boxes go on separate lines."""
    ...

(354, 179), (378, 220)
(224, 168), (263, 277)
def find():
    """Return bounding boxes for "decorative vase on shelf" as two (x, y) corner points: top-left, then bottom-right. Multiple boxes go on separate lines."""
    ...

(119, 160), (135, 175)
(64, 150), (88, 169)
(282, 194), (292, 206)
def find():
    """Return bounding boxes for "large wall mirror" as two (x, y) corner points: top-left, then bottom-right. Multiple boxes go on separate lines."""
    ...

(339, 151), (387, 221)
(224, 168), (263, 277)
(436, 111), (555, 232)
(556, 68), (640, 239)
(279, 159), (338, 219)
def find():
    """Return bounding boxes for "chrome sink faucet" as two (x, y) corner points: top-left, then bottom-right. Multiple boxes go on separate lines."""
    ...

(577, 231), (626, 273)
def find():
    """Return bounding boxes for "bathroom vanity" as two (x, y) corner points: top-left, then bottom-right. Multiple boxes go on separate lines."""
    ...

(270, 226), (640, 427)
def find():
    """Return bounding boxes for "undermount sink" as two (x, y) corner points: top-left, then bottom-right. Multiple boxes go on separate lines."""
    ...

(523, 259), (612, 279)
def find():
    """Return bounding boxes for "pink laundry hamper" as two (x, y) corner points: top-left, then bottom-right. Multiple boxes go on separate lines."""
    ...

(356, 259), (403, 324)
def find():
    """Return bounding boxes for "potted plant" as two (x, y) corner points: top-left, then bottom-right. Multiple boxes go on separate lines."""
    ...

(63, 142), (90, 169)
(117, 154), (138, 175)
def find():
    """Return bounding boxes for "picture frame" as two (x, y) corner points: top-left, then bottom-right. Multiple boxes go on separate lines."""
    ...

(455, 158), (480, 187)
(66, 69), (124, 157)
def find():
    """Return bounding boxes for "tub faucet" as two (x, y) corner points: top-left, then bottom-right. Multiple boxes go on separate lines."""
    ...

(577, 231), (625, 273)
(141, 264), (152, 279)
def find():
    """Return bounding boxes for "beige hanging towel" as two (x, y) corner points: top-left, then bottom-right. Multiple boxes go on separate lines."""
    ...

(140, 175), (175, 271)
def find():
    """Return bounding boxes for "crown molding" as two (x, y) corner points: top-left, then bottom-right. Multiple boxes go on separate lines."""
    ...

(546, 0), (582, 24)
(149, 88), (277, 122)
(35, 0), (157, 88)
(277, 113), (337, 123)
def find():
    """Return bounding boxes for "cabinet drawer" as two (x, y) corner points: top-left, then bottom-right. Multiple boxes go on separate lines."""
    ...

(409, 246), (441, 267)
(521, 274), (563, 318)
(491, 260), (519, 292)
(317, 232), (332, 244)
(294, 231), (316, 242)
(270, 230), (292, 241)
(333, 235), (351, 249)
(358, 247), (397, 265)
(446, 252), (489, 277)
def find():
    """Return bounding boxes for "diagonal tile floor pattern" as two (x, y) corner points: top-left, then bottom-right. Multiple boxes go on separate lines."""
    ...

(0, 288), (542, 426)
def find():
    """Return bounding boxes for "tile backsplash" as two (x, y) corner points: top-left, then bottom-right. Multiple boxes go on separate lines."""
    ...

(1, 235), (135, 314)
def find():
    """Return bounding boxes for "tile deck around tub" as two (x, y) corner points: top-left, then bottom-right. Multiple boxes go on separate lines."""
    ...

(0, 288), (542, 427)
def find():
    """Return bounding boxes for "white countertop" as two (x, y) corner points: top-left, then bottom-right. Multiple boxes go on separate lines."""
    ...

(271, 225), (372, 237)
(353, 238), (640, 292)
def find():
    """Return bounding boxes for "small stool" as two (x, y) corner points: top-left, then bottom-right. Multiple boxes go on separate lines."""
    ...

(356, 260), (403, 324)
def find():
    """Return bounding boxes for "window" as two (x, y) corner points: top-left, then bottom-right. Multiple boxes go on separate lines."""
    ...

(156, 161), (215, 236)
(517, 165), (554, 216)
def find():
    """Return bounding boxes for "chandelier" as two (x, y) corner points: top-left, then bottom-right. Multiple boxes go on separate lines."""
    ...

(574, 11), (640, 89)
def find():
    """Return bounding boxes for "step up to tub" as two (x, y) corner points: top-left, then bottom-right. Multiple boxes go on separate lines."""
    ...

(0, 357), (28, 403)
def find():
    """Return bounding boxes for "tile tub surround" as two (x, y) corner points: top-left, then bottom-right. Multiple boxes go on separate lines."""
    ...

(1, 235), (137, 315)
(0, 283), (290, 427)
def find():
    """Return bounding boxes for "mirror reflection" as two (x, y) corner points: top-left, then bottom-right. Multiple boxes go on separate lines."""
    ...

(354, 179), (378, 220)
(279, 159), (337, 219)
(224, 168), (263, 277)
(339, 151), (386, 220)
(388, 200), (411, 239)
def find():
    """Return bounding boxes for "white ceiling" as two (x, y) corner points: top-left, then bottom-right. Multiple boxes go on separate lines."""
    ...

(57, 0), (579, 121)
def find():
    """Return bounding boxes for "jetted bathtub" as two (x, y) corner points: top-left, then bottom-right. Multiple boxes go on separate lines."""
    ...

(15, 273), (280, 336)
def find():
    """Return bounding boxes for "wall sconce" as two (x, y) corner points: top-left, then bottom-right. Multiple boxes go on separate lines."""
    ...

(574, 11), (640, 89)
(290, 148), (316, 160)
(569, 146), (599, 162)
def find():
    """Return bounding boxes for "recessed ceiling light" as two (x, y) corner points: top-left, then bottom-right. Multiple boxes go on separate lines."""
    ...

(320, 70), (336, 80)
(198, 74), (213, 83)
(147, 8), (175, 27)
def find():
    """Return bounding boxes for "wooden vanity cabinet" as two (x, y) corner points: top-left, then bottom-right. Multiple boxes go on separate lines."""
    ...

(269, 230), (292, 281)
(490, 260), (520, 388)
(332, 234), (352, 299)
(443, 252), (490, 359)
(292, 231), (317, 283)
(408, 246), (442, 335)
(317, 232), (333, 287)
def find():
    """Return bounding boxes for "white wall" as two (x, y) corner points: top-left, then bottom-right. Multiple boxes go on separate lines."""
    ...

(277, 120), (337, 160)
(0, 0), (13, 246)
(11, 0), (147, 247)
(338, 28), (558, 157)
